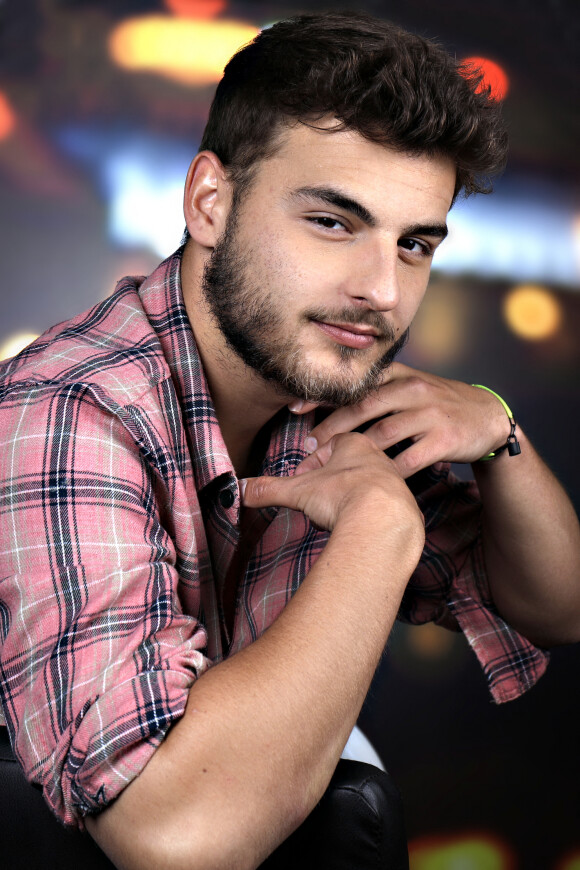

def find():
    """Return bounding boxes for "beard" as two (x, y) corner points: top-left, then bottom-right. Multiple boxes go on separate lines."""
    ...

(201, 208), (409, 407)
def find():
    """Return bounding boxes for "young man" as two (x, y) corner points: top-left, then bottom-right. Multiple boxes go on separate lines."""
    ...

(1, 12), (579, 870)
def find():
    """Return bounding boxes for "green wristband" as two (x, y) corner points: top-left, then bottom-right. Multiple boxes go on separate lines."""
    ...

(471, 384), (521, 461)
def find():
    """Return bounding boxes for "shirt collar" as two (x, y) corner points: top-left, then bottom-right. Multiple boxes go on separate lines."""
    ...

(135, 247), (314, 492)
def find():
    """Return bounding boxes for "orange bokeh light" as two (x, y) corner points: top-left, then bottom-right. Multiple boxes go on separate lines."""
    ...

(0, 91), (16, 140)
(461, 56), (509, 101)
(164, 0), (226, 17)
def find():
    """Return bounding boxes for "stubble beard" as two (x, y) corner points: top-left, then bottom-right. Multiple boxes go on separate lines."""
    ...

(201, 208), (409, 407)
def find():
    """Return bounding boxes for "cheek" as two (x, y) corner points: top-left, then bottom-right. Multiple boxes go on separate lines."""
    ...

(394, 277), (430, 332)
(248, 228), (298, 277)
(251, 233), (325, 300)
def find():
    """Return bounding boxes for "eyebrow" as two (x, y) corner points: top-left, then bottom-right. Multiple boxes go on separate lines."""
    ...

(290, 185), (448, 240)
(402, 222), (449, 241)
(290, 186), (378, 227)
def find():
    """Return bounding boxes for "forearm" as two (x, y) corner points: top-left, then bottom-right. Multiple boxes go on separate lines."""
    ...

(473, 427), (580, 646)
(300, 367), (580, 648)
(87, 500), (422, 870)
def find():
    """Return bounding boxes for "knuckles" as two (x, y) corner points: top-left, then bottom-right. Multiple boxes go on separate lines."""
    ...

(375, 416), (399, 442)
(245, 476), (274, 504)
(405, 375), (432, 397)
(330, 430), (381, 455)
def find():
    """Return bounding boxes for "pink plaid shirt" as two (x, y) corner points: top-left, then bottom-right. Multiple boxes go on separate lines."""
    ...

(0, 249), (548, 826)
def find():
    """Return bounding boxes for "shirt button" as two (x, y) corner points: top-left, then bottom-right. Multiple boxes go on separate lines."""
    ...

(219, 488), (235, 509)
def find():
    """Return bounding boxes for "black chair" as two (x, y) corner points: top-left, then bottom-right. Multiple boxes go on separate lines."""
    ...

(0, 726), (116, 870)
(262, 758), (410, 869)
(0, 726), (409, 869)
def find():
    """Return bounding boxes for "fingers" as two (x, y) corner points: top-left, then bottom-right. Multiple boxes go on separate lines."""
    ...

(241, 431), (429, 545)
(305, 371), (423, 454)
(301, 366), (514, 472)
(241, 435), (343, 511)
(286, 367), (408, 416)
(304, 395), (390, 453)
(241, 473), (299, 511)
(390, 436), (437, 479)
(294, 438), (336, 475)
(287, 399), (320, 415)
(241, 432), (402, 531)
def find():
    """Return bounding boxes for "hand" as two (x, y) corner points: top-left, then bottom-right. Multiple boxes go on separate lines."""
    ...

(242, 431), (424, 545)
(289, 363), (512, 479)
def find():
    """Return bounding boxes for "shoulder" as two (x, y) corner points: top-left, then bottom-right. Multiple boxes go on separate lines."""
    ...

(0, 276), (170, 410)
(0, 273), (186, 481)
(0, 253), (204, 493)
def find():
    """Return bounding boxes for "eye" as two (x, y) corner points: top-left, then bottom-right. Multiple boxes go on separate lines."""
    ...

(307, 216), (349, 232)
(399, 237), (432, 257)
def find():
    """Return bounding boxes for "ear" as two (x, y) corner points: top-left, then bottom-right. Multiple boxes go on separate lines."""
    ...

(183, 151), (232, 248)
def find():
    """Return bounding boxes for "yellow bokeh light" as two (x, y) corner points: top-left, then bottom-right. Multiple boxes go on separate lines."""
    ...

(502, 284), (562, 341)
(410, 834), (514, 870)
(109, 16), (259, 86)
(0, 333), (39, 362)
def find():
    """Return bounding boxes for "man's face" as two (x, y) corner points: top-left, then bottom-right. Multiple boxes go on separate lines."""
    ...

(202, 124), (456, 406)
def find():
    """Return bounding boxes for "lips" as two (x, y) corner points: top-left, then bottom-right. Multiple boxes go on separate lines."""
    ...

(313, 320), (380, 349)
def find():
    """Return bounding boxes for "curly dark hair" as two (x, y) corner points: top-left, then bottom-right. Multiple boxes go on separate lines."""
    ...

(200, 11), (508, 202)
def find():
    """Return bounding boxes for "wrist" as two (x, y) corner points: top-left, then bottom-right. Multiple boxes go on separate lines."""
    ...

(471, 384), (521, 461)
(333, 491), (425, 566)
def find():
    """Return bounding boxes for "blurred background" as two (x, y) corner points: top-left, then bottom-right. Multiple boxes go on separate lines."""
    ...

(0, 1), (578, 867)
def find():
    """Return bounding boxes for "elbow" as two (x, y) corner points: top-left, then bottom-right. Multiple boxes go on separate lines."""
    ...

(153, 837), (270, 870)
(87, 809), (279, 870)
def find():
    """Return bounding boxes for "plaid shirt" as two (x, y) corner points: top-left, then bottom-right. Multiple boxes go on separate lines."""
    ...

(0, 249), (548, 826)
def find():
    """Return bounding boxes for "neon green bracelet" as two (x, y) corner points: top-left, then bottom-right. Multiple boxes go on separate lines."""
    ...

(471, 384), (521, 460)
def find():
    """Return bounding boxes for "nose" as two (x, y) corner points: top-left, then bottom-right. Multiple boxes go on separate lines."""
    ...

(349, 240), (400, 312)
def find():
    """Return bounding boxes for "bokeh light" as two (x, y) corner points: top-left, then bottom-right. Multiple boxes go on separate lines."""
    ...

(437, 185), (579, 287)
(409, 833), (515, 870)
(502, 284), (562, 341)
(406, 623), (456, 659)
(55, 127), (194, 258)
(461, 57), (509, 101)
(108, 158), (186, 257)
(555, 849), (580, 870)
(109, 16), (259, 86)
(411, 281), (469, 364)
(0, 333), (39, 362)
(0, 91), (16, 140)
(573, 215), (580, 275)
(164, 0), (226, 16)
(388, 622), (469, 685)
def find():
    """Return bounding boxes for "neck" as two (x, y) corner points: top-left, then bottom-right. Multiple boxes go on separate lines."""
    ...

(212, 382), (285, 478)
(180, 240), (290, 478)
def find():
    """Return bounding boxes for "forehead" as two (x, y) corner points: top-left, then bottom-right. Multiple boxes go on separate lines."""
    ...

(249, 122), (457, 219)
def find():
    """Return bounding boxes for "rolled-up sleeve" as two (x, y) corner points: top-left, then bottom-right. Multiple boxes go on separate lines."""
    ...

(0, 380), (211, 826)
(400, 463), (549, 704)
